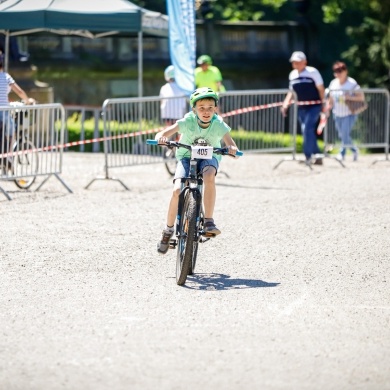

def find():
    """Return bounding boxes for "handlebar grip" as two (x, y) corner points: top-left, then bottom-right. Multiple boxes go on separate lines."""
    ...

(236, 151), (243, 157)
(146, 139), (158, 145)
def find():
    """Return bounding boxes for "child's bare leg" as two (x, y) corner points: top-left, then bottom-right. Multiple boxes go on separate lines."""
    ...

(202, 168), (216, 218)
(166, 180), (181, 227)
(157, 180), (181, 254)
(202, 167), (220, 235)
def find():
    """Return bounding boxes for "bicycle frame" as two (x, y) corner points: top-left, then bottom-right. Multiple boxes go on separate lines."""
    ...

(175, 160), (205, 246)
(146, 139), (243, 285)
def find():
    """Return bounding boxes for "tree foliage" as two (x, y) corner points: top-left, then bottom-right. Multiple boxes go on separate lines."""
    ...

(131, 0), (389, 88)
(320, 0), (390, 87)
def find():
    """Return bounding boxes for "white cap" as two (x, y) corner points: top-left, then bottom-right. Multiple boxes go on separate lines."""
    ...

(289, 51), (307, 62)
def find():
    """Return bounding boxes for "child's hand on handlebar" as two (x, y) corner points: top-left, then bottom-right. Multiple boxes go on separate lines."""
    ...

(156, 136), (170, 145)
(227, 145), (238, 157)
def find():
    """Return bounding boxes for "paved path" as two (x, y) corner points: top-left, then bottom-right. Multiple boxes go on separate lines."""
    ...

(1, 152), (389, 390)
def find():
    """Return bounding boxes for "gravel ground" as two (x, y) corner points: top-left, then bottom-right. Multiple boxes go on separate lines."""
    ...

(1, 152), (389, 390)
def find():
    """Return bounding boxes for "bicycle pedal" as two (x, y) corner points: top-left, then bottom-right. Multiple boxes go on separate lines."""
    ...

(200, 237), (210, 243)
(169, 239), (177, 249)
(203, 232), (217, 238)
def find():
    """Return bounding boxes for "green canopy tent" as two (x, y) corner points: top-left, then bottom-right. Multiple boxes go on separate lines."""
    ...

(0, 0), (168, 96)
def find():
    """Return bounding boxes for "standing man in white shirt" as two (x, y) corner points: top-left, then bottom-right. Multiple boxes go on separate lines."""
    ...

(281, 51), (325, 165)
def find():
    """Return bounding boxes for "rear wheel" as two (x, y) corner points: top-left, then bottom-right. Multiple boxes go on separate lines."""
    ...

(13, 139), (39, 189)
(176, 191), (197, 285)
(164, 147), (177, 176)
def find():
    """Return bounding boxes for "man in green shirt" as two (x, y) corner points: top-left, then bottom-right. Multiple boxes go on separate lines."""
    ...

(194, 55), (225, 93)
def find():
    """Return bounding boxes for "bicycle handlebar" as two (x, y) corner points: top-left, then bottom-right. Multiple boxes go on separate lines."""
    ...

(146, 139), (243, 157)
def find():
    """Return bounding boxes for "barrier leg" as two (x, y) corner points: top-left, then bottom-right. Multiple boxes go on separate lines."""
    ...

(372, 155), (390, 165)
(85, 176), (130, 191)
(0, 184), (12, 200)
(35, 174), (73, 193)
(273, 155), (313, 171)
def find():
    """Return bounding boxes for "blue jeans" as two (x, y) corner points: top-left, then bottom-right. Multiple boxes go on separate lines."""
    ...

(334, 115), (358, 156)
(298, 105), (322, 160)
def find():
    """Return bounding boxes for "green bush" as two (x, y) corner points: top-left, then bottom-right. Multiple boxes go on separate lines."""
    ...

(230, 129), (327, 154)
(65, 117), (328, 154)
(65, 115), (162, 153)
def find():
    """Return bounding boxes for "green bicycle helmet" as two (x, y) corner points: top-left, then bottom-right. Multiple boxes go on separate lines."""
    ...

(197, 54), (212, 65)
(190, 87), (218, 107)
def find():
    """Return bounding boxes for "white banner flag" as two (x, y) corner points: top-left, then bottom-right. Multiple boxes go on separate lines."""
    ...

(167, 0), (196, 95)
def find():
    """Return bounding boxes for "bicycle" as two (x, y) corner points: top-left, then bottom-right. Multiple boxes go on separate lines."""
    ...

(0, 102), (39, 189)
(162, 133), (181, 177)
(147, 139), (243, 286)
(163, 142), (177, 176)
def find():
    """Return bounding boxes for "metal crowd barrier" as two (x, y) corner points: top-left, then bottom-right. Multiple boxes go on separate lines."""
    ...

(324, 88), (389, 163)
(85, 95), (189, 189)
(0, 103), (72, 200)
(219, 89), (297, 153)
(85, 90), (299, 189)
(83, 88), (390, 189)
(64, 105), (102, 153)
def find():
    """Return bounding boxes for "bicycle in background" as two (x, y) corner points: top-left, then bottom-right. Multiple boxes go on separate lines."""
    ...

(147, 139), (243, 286)
(0, 101), (39, 189)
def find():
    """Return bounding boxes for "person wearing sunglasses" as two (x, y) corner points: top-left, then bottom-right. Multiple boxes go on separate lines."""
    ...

(281, 51), (325, 165)
(327, 61), (363, 161)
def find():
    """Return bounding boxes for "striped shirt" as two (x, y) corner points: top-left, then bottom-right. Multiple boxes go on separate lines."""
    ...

(288, 66), (323, 104)
(0, 71), (14, 106)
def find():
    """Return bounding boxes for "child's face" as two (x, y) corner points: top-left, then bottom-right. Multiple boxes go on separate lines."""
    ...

(193, 98), (217, 122)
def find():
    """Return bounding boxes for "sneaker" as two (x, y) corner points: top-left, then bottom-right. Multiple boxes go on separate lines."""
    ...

(353, 149), (359, 161)
(204, 221), (221, 236)
(336, 154), (345, 161)
(157, 228), (174, 254)
(312, 158), (323, 165)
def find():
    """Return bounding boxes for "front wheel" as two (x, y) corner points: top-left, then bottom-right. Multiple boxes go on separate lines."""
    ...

(13, 139), (39, 190)
(176, 191), (197, 285)
(188, 207), (202, 276)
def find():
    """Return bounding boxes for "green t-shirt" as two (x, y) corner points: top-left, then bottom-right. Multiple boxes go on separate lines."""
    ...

(194, 66), (223, 92)
(176, 112), (231, 162)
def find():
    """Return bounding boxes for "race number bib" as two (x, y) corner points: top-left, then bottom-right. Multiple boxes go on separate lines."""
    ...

(191, 145), (213, 160)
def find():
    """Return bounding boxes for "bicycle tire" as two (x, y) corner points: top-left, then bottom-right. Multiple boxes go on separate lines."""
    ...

(188, 207), (202, 276)
(13, 139), (39, 190)
(164, 147), (177, 177)
(176, 190), (197, 285)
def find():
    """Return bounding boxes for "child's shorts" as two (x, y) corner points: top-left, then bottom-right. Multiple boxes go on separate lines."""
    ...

(0, 112), (15, 137)
(174, 157), (219, 181)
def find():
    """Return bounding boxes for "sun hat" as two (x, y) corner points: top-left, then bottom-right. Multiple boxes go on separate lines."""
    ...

(289, 51), (307, 62)
(197, 55), (212, 65)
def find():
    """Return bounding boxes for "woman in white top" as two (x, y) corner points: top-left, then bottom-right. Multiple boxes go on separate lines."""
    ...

(327, 61), (364, 161)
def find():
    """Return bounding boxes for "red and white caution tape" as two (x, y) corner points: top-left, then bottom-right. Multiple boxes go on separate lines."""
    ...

(0, 126), (163, 158)
(1, 99), (324, 159)
(221, 99), (322, 118)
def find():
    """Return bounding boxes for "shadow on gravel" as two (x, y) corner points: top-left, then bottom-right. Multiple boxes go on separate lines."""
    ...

(185, 273), (280, 291)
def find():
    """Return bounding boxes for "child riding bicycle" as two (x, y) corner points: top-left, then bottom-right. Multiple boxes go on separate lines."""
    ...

(155, 87), (239, 254)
